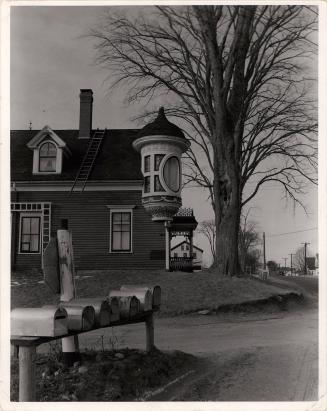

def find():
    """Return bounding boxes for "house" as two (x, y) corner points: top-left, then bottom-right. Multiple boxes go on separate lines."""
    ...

(11, 89), (191, 272)
(170, 240), (203, 270)
(306, 256), (317, 275)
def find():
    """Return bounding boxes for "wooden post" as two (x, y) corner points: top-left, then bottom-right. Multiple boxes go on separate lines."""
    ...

(165, 222), (171, 271)
(57, 219), (79, 366)
(189, 233), (193, 272)
(19, 346), (36, 401)
(145, 313), (154, 352)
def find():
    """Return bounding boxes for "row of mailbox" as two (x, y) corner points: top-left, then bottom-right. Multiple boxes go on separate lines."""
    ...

(11, 285), (161, 338)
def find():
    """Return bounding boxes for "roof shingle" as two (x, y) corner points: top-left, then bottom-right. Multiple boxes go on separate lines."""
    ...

(10, 129), (142, 182)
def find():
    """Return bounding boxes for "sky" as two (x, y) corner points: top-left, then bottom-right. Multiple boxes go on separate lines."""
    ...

(9, 5), (319, 268)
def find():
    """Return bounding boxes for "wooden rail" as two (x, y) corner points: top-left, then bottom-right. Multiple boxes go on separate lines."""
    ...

(170, 257), (193, 272)
(11, 310), (155, 402)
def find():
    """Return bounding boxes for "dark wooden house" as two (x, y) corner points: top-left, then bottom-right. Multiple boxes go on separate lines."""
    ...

(10, 89), (167, 271)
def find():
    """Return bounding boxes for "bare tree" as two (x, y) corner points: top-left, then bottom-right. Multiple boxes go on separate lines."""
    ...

(238, 211), (260, 272)
(294, 246), (306, 273)
(197, 220), (216, 265)
(90, 6), (317, 276)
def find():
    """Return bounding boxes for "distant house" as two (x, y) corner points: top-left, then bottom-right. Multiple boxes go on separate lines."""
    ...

(306, 256), (317, 275)
(11, 89), (193, 272)
(170, 240), (203, 270)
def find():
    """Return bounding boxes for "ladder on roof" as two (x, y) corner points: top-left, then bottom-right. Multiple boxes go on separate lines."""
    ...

(70, 129), (105, 194)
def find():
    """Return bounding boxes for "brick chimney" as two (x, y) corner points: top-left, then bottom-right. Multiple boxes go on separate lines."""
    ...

(79, 89), (93, 138)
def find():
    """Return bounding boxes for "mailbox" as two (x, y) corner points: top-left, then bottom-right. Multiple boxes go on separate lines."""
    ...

(65, 298), (111, 327)
(11, 306), (68, 337)
(133, 107), (190, 221)
(59, 304), (95, 331)
(108, 291), (140, 319)
(107, 296), (120, 322)
(120, 285), (161, 310)
(117, 288), (152, 311)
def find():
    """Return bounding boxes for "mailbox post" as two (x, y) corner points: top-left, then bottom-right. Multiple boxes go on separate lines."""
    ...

(57, 219), (80, 365)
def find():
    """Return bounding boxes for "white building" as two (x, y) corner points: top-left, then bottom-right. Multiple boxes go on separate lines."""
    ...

(170, 240), (203, 270)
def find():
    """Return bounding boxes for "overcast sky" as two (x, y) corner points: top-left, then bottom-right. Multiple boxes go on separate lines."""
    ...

(10, 6), (318, 267)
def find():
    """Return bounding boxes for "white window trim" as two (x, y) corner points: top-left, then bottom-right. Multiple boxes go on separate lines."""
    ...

(142, 153), (181, 197)
(18, 212), (43, 255)
(32, 139), (63, 175)
(109, 208), (134, 253)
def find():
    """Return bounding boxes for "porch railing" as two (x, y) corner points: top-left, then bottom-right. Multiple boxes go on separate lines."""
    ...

(170, 257), (193, 272)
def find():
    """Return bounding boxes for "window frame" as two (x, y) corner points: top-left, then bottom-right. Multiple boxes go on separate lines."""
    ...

(109, 208), (133, 253)
(161, 155), (181, 193)
(38, 141), (57, 173)
(18, 213), (42, 254)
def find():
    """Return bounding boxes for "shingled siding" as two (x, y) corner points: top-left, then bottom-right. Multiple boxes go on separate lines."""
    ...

(11, 190), (166, 271)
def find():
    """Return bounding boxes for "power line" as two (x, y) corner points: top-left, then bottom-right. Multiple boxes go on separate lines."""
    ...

(267, 227), (317, 237)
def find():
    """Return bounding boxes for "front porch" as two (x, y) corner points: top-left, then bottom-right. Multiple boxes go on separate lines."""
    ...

(165, 208), (198, 272)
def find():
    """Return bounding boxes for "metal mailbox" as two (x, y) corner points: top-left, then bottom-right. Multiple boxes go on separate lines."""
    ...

(120, 285), (161, 310)
(11, 306), (68, 337)
(64, 298), (111, 327)
(107, 296), (120, 322)
(117, 288), (152, 311)
(59, 304), (95, 331)
(108, 291), (140, 319)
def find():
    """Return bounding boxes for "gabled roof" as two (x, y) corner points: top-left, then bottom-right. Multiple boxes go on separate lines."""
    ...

(171, 240), (203, 253)
(11, 129), (142, 182)
(26, 125), (67, 149)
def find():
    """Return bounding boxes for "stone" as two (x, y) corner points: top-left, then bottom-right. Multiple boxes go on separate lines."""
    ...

(198, 309), (211, 315)
(78, 366), (88, 374)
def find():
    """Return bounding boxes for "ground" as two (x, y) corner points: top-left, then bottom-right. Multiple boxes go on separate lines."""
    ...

(9, 270), (319, 402)
(11, 268), (300, 315)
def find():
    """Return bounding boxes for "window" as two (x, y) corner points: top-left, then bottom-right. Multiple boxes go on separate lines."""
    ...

(163, 156), (180, 192)
(144, 176), (151, 193)
(186, 244), (189, 250)
(181, 245), (184, 251)
(174, 253), (178, 257)
(154, 175), (164, 192)
(144, 155), (150, 173)
(193, 252), (196, 258)
(111, 211), (132, 252)
(20, 215), (41, 253)
(183, 252), (187, 258)
(39, 142), (57, 172)
(154, 154), (165, 171)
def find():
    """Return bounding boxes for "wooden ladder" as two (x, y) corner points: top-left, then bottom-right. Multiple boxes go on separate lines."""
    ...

(70, 130), (105, 193)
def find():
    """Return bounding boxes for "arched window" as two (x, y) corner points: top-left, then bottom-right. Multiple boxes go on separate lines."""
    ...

(39, 142), (57, 172)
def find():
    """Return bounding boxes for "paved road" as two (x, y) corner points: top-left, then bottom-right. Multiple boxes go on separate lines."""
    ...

(275, 274), (318, 297)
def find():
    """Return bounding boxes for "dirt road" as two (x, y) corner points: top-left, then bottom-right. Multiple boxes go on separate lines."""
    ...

(74, 303), (318, 401)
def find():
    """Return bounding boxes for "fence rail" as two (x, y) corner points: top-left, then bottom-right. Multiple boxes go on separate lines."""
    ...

(170, 257), (193, 272)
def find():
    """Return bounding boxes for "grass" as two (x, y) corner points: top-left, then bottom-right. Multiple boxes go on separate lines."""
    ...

(11, 348), (197, 401)
(11, 269), (298, 316)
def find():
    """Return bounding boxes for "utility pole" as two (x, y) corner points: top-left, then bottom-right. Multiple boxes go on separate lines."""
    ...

(301, 242), (310, 275)
(283, 257), (287, 269)
(263, 232), (266, 269)
(288, 253), (294, 274)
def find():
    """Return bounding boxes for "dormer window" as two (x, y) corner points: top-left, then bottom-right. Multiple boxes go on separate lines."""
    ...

(27, 126), (70, 175)
(39, 142), (57, 172)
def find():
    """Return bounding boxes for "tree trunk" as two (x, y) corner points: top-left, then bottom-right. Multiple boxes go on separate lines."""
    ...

(213, 149), (242, 276)
(215, 203), (241, 276)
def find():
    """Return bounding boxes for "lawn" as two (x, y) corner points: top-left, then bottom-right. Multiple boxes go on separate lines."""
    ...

(11, 269), (298, 316)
